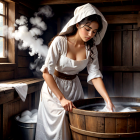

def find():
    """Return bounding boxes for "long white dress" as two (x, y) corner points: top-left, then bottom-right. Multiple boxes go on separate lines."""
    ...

(35, 35), (103, 140)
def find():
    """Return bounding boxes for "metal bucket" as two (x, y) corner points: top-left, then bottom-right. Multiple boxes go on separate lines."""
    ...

(14, 114), (37, 140)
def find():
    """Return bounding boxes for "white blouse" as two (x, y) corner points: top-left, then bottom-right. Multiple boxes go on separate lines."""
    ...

(40, 35), (103, 84)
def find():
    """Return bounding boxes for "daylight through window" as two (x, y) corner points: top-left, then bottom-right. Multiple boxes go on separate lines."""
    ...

(0, 2), (6, 57)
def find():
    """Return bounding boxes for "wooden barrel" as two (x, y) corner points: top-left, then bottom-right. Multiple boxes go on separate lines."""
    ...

(69, 97), (140, 140)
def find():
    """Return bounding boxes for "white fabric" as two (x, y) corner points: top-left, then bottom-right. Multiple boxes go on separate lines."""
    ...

(35, 36), (102, 140)
(0, 83), (28, 102)
(59, 3), (108, 45)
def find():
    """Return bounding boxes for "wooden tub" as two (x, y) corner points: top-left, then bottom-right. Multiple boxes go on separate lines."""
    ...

(69, 97), (140, 140)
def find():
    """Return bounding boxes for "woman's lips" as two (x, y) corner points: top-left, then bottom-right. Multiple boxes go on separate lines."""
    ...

(85, 37), (91, 40)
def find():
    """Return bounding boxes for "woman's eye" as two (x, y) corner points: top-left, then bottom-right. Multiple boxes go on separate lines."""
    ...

(85, 28), (90, 31)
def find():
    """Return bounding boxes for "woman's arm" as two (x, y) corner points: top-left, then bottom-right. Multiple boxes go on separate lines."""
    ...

(91, 77), (115, 112)
(43, 68), (76, 112)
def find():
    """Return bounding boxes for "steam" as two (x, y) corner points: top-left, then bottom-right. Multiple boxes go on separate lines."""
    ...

(2, 5), (54, 76)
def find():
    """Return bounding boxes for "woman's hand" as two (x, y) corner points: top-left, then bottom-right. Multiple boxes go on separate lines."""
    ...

(60, 97), (76, 112)
(106, 100), (115, 112)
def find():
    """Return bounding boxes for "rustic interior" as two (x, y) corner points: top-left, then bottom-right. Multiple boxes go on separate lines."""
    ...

(0, 0), (140, 140)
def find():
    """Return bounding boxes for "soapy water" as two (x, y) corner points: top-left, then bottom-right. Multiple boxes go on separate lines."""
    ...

(78, 102), (140, 112)
(16, 109), (38, 123)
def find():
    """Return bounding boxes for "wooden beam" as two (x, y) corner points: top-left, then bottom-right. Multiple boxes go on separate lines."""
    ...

(18, 4), (34, 18)
(39, 0), (135, 5)
(103, 66), (140, 71)
(4, 0), (19, 3)
(19, 0), (38, 10)
(105, 14), (138, 24)
(98, 5), (140, 13)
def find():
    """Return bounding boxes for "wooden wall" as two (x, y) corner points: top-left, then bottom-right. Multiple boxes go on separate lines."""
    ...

(102, 24), (140, 98)
(48, 3), (140, 98)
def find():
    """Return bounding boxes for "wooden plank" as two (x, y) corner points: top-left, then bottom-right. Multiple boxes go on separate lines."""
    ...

(103, 72), (114, 96)
(103, 66), (140, 71)
(105, 14), (138, 24)
(0, 90), (15, 105)
(123, 73), (133, 97)
(133, 24), (140, 97)
(114, 25), (122, 66)
(85, 116), (98, 132)
(97, 42), (103, 72)
(40, 0), (133, 5)
(116, 118), (127, 133)
(87, 137), (98, 140)
(0, 63), (16, 72)
(113, 25), (122, 96)
(133, 24), (140, 66)
(105, 118), (116, 133)
(18, 68), (33, 78)
(127, 118), (135, 132)
(18, 49), (30, 56)
(76, 114), (86, 140)
(19, 0), (37, 10)
(69, 113), (86, 140)
(137, 11), (140, 27)
(0, 58), (8, 63)
(18, 56), (33, 67)
(102, 25), (113, 66)
(98, 117), (104, 140)
(122, 25), (133, 97)
(8, 2), (15, 64)
(135, 117), (140, 131)
(114, 72), (122, 96)
(5, 0), (19, 3)
(98, 5), (140, 13)
(0, 77), (38, 84)
(3, 103), (9, 140)
(122, 25), (132, 66)
(97, 117), (105, 133)
(88, 84), (95, 98)
(0, 71), (14, 81)
(18, 3), (34, 17)
(133, 73), (140, 97)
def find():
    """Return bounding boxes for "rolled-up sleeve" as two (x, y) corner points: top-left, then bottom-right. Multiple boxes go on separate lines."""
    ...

(40, 36), (61, 75)
(87, 46), (103, 85)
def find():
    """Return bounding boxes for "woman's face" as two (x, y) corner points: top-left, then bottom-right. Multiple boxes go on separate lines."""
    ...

(77, 21), (99, 42)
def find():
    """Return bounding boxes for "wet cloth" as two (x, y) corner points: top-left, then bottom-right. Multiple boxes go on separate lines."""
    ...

(35, 36), (102, 140)
(0, 83), (28, 102)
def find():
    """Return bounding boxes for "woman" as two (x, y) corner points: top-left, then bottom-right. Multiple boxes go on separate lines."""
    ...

(35, 3), (115, 140)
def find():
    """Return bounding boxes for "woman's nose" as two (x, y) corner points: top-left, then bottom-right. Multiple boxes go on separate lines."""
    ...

(88, 31), (92, 37)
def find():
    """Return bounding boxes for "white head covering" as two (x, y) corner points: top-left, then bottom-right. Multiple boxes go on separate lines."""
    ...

(59, 3), (108, 45)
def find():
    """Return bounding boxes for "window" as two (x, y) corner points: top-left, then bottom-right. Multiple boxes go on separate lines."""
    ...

(0, 1), (7, 60)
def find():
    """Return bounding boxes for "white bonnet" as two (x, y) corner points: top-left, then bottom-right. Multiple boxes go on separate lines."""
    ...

(59, 3), (108, 45)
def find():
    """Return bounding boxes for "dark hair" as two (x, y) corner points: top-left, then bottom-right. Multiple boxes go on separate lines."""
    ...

(48, 14), (103, 61)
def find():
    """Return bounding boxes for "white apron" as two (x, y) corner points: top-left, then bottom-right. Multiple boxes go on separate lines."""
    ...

(35, 35), (102, 140)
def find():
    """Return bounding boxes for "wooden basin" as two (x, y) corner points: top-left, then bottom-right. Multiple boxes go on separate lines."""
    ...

(69, 97), (140, 140)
